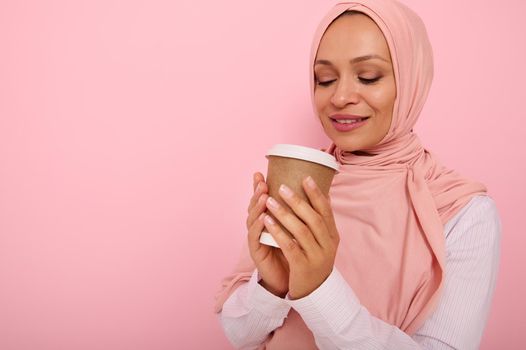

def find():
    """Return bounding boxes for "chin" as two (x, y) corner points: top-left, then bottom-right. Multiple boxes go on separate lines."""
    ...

(322, 123), (376, 153)
(336, 144), (362, 153)
(330, 135), (368, 153)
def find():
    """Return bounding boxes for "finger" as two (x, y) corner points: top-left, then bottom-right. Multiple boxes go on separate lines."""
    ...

(247, 213), (267, 254)
(303, 176), (338, 241)
(265, 196), (318, 252)
(246, 193), (268, 229)
(252, 172), (265, 192)
(277, 184), (332, 249)
(247, 180), (268, 214)
(263, 214), (303, 264)
(248, 182), (263, 213)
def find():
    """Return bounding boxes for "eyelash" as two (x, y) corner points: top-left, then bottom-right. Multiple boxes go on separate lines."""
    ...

(316, 77), (381, 87)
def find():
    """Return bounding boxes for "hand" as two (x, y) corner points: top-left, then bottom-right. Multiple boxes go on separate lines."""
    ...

(246, 172), (289, 297)
(263, 176), (339, 300)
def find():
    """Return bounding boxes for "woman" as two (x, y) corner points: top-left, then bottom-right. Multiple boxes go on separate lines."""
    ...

(215, 0), (501, 349)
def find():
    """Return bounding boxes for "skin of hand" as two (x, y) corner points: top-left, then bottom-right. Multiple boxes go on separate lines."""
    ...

(263, 175), (340, 300)
(246, 172), (290, 298)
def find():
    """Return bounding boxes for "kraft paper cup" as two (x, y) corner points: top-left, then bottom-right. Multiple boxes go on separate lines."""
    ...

(259, 144), (339, 248)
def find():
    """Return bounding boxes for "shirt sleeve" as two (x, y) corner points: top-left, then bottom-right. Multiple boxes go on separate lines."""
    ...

(289, 195), (501, 350)
(219, 269), (291, 349)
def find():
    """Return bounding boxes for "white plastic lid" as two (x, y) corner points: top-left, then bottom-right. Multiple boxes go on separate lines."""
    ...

(266, 144), (339, 172)
(260, 231), (280, 248)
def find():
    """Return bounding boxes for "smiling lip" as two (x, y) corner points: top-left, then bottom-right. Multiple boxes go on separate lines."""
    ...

(330, 114), (367, 120)
(330, 114), (370, 132)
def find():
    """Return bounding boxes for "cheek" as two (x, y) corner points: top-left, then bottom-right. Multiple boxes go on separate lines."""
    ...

(369, 87), (395, 119)
(377, 89), (395, 133)
(314, 90), (328, 113)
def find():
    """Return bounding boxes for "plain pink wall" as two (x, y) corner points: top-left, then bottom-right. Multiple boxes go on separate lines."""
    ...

(0, 0), (524, 349)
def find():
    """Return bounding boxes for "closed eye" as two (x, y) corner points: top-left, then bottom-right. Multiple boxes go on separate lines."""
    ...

(359, 77), (381, 84)
(316, 79), (336, 87)
(316, 77), (381, 87)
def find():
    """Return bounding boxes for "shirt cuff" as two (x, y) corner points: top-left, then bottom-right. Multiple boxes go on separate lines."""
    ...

(287, 267), (362, 337)
(246, 269), (291, 320)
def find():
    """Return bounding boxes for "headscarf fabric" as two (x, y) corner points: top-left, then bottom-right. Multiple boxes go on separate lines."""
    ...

(215, 1), (487, 348)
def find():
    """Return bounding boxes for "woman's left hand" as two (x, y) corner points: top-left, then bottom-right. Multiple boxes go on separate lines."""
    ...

(263, 176), (340, 300)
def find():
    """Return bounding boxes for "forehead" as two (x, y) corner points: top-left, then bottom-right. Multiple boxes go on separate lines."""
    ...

(316, 14), (392, 61)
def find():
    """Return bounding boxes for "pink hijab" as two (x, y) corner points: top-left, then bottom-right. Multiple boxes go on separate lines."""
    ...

(215, 0), (487, 348)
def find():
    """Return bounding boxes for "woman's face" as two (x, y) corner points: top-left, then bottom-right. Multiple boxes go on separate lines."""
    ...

(314, 13), (396, 153)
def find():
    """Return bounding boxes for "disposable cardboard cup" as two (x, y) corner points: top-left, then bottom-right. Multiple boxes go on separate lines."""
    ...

(259, 144), (339, 248)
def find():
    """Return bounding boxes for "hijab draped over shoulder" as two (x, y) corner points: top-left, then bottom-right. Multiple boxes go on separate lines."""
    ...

(215, 0), (487, 348)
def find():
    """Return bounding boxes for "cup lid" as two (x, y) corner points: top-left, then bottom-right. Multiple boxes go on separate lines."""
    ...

(266, 144), (340, 172)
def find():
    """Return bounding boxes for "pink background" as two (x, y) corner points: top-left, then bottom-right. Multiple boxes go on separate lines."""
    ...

(0, 0), (524, 349)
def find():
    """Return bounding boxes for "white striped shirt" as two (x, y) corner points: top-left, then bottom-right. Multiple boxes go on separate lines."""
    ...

(219, 195), (501, 350)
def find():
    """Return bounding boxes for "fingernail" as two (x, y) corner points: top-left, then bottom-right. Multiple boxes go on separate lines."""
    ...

(279, 184), (293, 198)
(255, 182), (262, 193)
(306, 176), (316, 189)
(264, 215), (275, 225)
(267, 197), (280, 210)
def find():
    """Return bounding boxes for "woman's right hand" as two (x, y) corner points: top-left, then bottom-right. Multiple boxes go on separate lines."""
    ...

(246, 172), (289, 298)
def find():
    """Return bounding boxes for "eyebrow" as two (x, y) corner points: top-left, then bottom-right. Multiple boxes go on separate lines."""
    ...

(315, 54), (389, 66)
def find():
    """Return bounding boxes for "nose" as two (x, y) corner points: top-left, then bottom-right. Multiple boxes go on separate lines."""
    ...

(330, 78), (360, 108)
